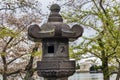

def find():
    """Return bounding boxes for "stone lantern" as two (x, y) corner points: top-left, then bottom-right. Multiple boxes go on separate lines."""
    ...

(28, 4), (83, 80)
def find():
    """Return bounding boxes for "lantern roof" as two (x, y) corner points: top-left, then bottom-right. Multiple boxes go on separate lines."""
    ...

(28, 4), (83, 41)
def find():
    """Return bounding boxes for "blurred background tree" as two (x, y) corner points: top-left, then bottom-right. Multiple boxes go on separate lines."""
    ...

(0, 0), (42, 80)
(61, 0), (120, 80)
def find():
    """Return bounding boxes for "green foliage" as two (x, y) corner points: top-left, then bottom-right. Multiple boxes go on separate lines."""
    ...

(32, 50), (42, 57)
(64, 0), (120, 59)
(90, 65), (102, 72)
(0, 52), (7, 56)
(0, 26), (18, 38)
(69, 46), (82, 60)
(76, 63), (80, 69)
(109, 66), (117, 73)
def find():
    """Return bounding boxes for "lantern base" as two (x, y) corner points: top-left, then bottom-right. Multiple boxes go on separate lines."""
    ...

(37, 60), (75, 78)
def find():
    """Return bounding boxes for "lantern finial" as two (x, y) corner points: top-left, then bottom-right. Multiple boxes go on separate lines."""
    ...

(50, 4), (60, 12)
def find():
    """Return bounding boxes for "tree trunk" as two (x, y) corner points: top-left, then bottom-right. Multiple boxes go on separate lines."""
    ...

(2, 37), (13, 80)
(116, 68), (120, 80)
(24, 69), (34, 80)
(1, 55), (7, 80)
(24, 43), (39, 80)
(3, 73), (7, 80)
(98, 38), (110, 80)
(102, 57), (110, 80)
(24, 56), (34, 80)
(116, 61), (120, 80)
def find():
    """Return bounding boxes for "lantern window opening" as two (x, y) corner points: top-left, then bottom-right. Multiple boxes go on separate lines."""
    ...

(48, 45), (54, 53)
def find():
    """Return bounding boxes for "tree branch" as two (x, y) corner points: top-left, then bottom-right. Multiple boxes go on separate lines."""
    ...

(0, 8), (14, 11)
(2, 37), (13, 52)
(107, 40), (119, 58)
(7, 69), (21, 76)
(89, 51), (102, 59)
(92, 0), (101, 12)
(7, 54), (27, 65)
(99, 0), (107, 16)
(25, 43), (39, 71)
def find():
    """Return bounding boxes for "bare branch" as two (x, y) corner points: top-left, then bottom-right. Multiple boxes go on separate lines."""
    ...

(2, 37), (13, 52)
(7, 54), (27, 65)
(92, 0), (101, 12)
(99, 0), (107, 15)
(7, 69), (21, 76)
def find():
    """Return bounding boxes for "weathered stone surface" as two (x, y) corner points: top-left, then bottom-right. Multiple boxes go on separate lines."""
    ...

(28, 4), (83, 41)
(37, 60), (75, 78)
(42, 38), (69, 61)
